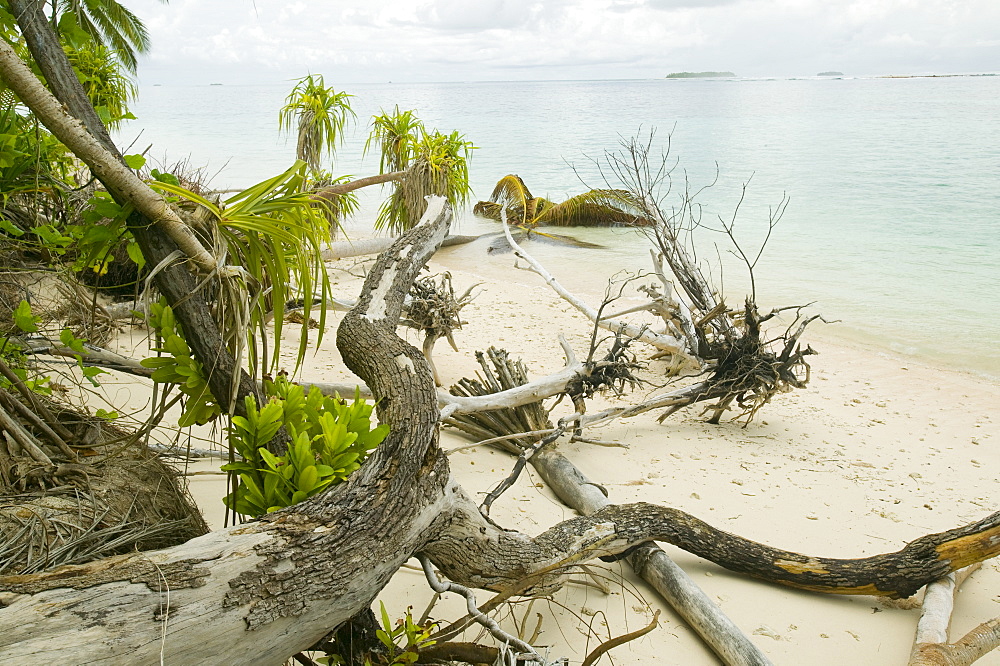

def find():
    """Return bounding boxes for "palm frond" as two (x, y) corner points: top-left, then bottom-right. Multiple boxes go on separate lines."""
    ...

(366, 106), (421, 174)
(476, 177), (652, 229)
(374, 125), (475, 234)
(479, 174), (531, 225)
(535, 188), (651, 227)
(58, 0), (150, 73)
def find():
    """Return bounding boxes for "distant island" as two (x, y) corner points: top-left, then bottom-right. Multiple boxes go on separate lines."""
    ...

(665, 71), (736, 79)
(817, 71), (843, 77)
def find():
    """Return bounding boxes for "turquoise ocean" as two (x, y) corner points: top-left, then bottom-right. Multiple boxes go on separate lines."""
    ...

(117, 77), (1000, 379)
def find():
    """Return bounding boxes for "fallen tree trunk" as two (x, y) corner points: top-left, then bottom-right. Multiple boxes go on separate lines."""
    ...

(321, 232), (482, 260)
(0, 201), (458, 663)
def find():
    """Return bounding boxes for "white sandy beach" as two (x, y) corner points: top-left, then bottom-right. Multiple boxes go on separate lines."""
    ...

(147, 237), (999, 665)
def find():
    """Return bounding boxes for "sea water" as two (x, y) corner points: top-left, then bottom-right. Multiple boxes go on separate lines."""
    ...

(117, 77), (1000, 379)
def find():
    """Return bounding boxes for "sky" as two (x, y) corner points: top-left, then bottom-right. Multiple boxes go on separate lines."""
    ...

(127, 0), (1000, 85)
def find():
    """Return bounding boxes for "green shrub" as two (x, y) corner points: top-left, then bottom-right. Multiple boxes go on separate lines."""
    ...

(223, 378), (388, 517)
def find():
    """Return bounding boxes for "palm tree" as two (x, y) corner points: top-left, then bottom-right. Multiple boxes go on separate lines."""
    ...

(51, 0), (168, 74)
(278, 74), (355, 175)
(474, 174), (651, 229)
(366, 108), (475, 234)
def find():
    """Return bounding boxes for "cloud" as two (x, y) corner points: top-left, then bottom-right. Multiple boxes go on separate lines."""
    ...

(409, 0), (550, 31)
(645, 0), (742, 9)
(124, 0), (1000, 84)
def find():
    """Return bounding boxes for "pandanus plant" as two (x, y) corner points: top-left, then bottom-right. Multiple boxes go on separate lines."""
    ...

(366, 107), (475, 234)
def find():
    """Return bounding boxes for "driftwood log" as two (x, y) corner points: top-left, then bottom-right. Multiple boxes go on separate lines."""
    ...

(909, 564), (1000, 666)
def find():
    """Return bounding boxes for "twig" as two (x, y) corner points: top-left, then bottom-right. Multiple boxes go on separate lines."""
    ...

(499, 209), (694, 360)
(417, 554), (540, 659)
(0, 357), (74, 442)
(0, 401), (52, 465)
(580, 610), (659, 666)
(480, 426), (564, 517)
(0, 388), (77, 461)
(444, 429), (558, 455)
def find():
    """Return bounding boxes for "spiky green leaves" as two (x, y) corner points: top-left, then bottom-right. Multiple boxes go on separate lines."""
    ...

(149, 161), (333, 377)
(367, 108), (475, 234)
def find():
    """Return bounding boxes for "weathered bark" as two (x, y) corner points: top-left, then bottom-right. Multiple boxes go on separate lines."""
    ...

(0, 201), (458, 663)
(910, 619), (1000, 666)
(313, 171), (405, 199)
(910, 565), (1000, 665)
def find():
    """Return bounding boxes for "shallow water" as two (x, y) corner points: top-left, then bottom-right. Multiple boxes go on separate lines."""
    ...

(118, 76), (1000, 379)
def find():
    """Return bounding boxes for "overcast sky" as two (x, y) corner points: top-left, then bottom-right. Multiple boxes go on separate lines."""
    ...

(127, 0), (999, 85)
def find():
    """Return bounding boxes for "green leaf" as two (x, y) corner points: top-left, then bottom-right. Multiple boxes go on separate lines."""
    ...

(13, 300), (39, 332)
(150, 366), (183, 383)
(259, 448), (282, 472)
(150, 169), (181, 186)
(0, 218), (23, 236)
(125, 240), (146, 269)
(59, 327), (87, 354)
(298, 465), (319, 493)
(124, 153), (146, 169)
(81, 366), (106, 386)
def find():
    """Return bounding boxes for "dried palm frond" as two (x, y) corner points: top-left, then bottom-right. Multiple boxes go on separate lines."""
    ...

(0, 399), (208, 575)
(474, 174), (653, 229)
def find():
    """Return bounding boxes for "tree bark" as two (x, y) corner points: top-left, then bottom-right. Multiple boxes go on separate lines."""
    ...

(0, 200), (458, 664)
(8, 0), (117, 155)
(910, 565), (1000, 665)
(313, 171), (405, 200)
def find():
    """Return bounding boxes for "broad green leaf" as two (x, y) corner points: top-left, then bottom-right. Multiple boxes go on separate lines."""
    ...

(12, 300), (39, 332)
(124, 153), (146, 169)
(59, 327), (86, 354)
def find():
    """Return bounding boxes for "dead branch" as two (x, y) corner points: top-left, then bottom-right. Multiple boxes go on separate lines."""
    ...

(910, 564), (1000, 665)
(580, 609), (660, 666)
(499, 212), (698, 363)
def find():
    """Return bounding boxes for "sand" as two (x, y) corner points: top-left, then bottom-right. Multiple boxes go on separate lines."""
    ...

(144, 238), (998, 665)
